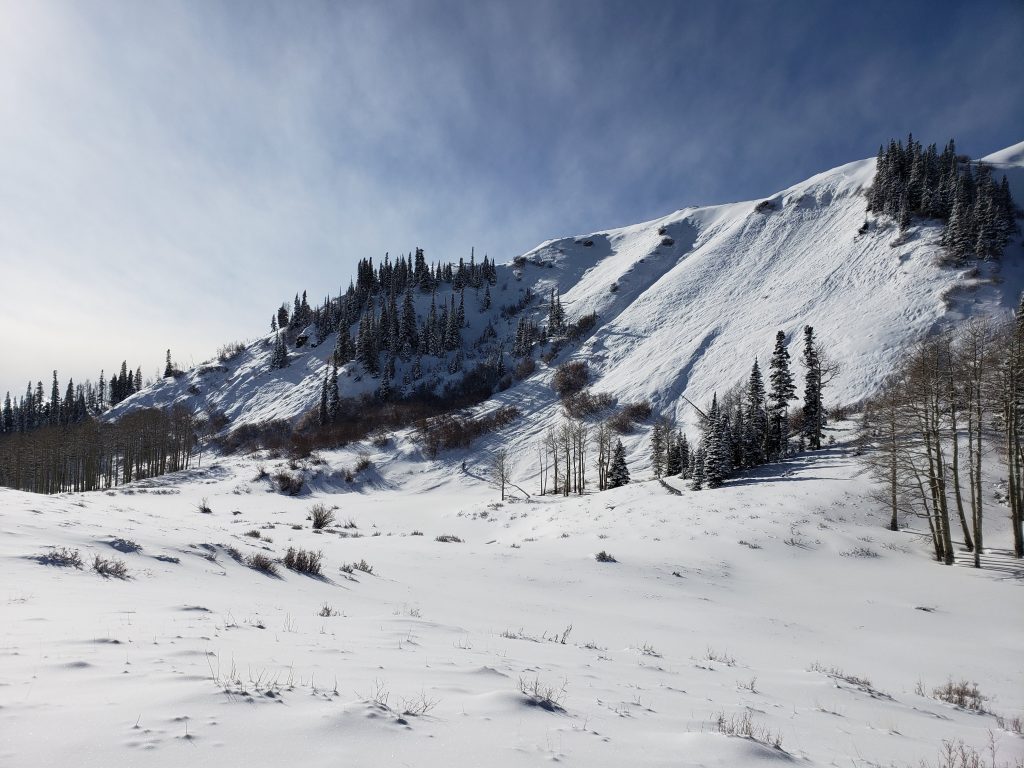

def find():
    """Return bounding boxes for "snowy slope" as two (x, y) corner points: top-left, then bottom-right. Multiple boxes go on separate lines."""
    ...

(110, 142), (1024, 473)
(1, 426), (1022, 768)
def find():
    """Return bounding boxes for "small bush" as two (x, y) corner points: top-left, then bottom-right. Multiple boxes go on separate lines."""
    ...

(754, 199), (777, 213)
(435, 534), (463, 543)
(273, 471), (304, 496)
(246, 552), (278, 575)
(622, 400), (652, 421)
(217, 341), (247, 362)
(513, 356), (536, 379)
(310, 503), (336, 530)
(243, 529), (261, 538)
(932, 679), (987, 712)
(108, 538), (141, 553)
(562, 389), (615, 418)
(706, 647), (736, 666)
(995, 713), (1023, 735)
(712, 710), (783, 750)
(551, 361), (589, 398)
(840, 546), (879, 558)
(565, 312), (597, 341)
(595, 550), (617, 562)
(354, 454), (373, 473)
(197, 497), (213, 514)
(36, 547), (83, 568)
(283, 547), (323, 576)
(93, 555), (129, 579)
(609, 400), (652, 434)
(319, 603), (340, 617)
(340, 559), (374, 575)
(518, 675), (567, 712)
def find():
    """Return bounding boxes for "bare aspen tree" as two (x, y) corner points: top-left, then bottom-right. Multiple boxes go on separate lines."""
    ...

(536, 439), (549, 496)
(544, 426), (560, 495)
(594, 420), (613, 491)
(489, 447), (514, 501)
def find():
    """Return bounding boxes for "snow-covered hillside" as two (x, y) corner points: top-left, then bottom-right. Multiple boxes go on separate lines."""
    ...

(111, 141), (1024, 473)
(5, 145), (1024, 768)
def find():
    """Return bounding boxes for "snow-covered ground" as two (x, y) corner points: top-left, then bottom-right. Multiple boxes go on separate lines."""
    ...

(2, 425), (1021, 767)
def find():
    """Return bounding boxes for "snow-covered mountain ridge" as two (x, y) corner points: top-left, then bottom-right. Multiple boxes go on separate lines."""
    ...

(112, 141), (1024, 457)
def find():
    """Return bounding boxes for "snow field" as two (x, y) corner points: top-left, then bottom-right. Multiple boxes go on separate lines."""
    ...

(2, 425), (1021, 767)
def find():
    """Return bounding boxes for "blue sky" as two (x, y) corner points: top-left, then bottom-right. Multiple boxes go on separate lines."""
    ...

(1, 0), (1022, 397)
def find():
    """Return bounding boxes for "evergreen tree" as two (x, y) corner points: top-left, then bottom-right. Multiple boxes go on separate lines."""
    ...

(271, 332), (289, 369)
(2, 392), (13, 434)
(690, 444), (705, 490)
(328, 362), (340, 420)
(318, 367), (329, 426)
(651, 421), (665, 477)
(678, 433), (690, 478)
(767, 331), (796, 460)
(62, 379), (74, 426)
(666, 431), (682, 475)
(801, 325), (824, 450)
(704, 394), (727, 488)
(164, 349), (173, 378)
(548, 289), (565, 334)
(49, 371), (60, 426)
(744, 359), (767, 465)
(607, 440), (630, 488)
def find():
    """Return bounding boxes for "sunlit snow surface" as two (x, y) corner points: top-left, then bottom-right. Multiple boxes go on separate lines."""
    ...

(1, 425), (1022, 767)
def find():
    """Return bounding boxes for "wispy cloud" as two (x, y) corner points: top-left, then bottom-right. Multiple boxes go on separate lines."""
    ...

(0, 0), (1021, 395)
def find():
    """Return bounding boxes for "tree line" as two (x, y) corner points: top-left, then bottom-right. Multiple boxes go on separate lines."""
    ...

(867, 134), (1019, 262)
(523, 326), (834, 497)
(0, 406), (197, 494)
(860, 310), (1024, 563)
(655, 326), (834, 490)
(2, 360), (147, 438)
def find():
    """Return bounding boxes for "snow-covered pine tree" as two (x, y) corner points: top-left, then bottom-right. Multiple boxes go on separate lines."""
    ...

(607, 440), (630, 488)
